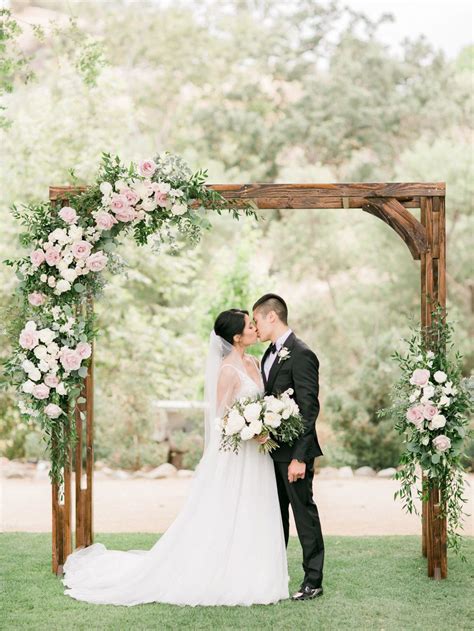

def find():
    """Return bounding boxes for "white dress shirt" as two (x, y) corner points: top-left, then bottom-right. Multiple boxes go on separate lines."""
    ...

(264, 328), (293, 380)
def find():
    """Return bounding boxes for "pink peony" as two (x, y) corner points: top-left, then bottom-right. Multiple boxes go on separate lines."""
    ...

(85, 251), (108, 272)
(32, 383), (50, 399)
(30, 249), (45, 267)
(19, 328), (39, 350)
(110, 193), (129, 212)
(28, 292), (46, 307)
(95, 211), (118, 231)
(138, 159), (157, 177)
(114, 206), (137, 222)
(44, 373), (60, 388)
(76, 341), (92, 359)
(432, 435), (451, 453)
(59, 348), (82, 371)
(59, 206), (78, 224)
(71, 240), (92, 260)
(44, 247), (61, 266)
(44, 403), (62, 418)
(409, 368), (430, 388)
(422, 403), (438, 420)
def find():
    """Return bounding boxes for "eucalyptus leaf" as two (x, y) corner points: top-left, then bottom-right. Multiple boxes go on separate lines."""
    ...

(74, 283), (86, 293)
(431, 453), (440, 464)
(78, 366), (88, 378)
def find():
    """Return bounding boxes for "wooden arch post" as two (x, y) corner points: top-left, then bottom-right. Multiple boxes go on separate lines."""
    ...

(49, 182), (446, 579)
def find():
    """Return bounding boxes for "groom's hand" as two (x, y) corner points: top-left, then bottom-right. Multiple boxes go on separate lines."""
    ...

(288, 459), (306, 483)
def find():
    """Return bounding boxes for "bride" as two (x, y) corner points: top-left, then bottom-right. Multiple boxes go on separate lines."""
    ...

(62, 308), (290, 606)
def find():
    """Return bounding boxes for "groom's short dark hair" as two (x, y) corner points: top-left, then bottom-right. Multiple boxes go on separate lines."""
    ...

(252, 293), (288, 325)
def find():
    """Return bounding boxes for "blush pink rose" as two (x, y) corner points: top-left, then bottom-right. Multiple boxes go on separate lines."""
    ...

(154, 191), (168, 206)
(59, 206), (78, 224)
(44, 246), (61, 266)
(138, 159), (157, 177)
(114, 206), (137, 222)
(110, 193), (129, 212)
(422, 404), (438, 420)
(28, 292), (46, 307)
(19, 328), (39, 350)
(32, 383), (50, 399)
(432, 435), (451, 453)
(409, 368), (430, 388)
(71, 240), (92, 260)
(122, 188), (140, 206)
(30, 249), (45, 267)
(44, 373), (60, 388)
(44, 403), (62, 418)
(406, 405), (425, 430)
(59, 348), (82, 371)
(95, 211), (118, 231)
(76, 341), (92, 359)
(85, 251), (108, 272)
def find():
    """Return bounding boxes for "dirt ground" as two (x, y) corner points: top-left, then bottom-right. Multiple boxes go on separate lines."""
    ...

(2, 474), (473, 536)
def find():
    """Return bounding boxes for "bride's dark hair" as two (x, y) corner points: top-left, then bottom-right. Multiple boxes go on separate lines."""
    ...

(214, 309), (249, 346)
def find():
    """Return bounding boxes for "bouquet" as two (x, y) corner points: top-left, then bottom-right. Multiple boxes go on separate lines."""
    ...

(218, 388), (305, 454)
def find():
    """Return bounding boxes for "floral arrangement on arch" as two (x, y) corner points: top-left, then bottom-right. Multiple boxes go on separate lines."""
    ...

(378, 307), (473, 556)
(3, 152), (256, 486)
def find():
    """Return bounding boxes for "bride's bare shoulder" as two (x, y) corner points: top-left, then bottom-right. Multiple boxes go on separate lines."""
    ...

(245, 354), (260, 367)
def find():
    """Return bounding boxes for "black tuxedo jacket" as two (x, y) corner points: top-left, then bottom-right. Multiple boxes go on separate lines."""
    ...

(261, 332), (323, 463)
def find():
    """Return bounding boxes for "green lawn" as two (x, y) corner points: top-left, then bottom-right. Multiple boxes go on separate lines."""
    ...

(1, 533), (473, 630)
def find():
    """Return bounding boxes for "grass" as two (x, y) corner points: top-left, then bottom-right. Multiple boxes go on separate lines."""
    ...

(1, 533), (473, 630)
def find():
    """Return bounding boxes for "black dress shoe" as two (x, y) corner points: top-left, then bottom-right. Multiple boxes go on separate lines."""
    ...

(291, 585), (324, 601)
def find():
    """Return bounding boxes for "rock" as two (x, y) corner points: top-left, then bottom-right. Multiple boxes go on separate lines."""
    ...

(338, 466), (354, 479)
(377, 467), (397, 478)
(111, 470), (131, 480)
(94, 460), (106, 470)
(317, 466), (338, 478)
(177, 469), (194, 478)
(146, 463), (178, 479)
(36, 460), (50, 472)
(101, 467), (113, 476)
(355, 466), (376, 477)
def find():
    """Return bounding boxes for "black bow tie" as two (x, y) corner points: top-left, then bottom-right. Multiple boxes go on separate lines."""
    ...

(268, 343), (277, 354)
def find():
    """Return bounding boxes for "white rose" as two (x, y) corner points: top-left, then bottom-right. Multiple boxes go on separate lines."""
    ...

(47, 276), (56, 288)
(25, 320), (37, 331)
(100, 181), (113, 196)
(44, 403), (63, 419)
(240, 425), (256, 441)
(428, 414), (447, 430)
(423, 385), (435, 399)
(438, 394), (451, 407)
(56, 382), (67, 395)
(27, 367), (41, 382)
(33, 344), (49, 360)
(265, 396), (285, 414)
(140, 197), (158, 212)
(171, 202), (187, 216)
(264, 411), (282, 428)
(38, 359), (50, 373)
(409, 391), (420, 403)
(133, 181), (153, 199)
(60, 267), (78, 283)
(243, 402), (262, 423)
(115, 179), (128, 192)
(21, 359), (35, 373)
(225, 410), (246, 435)
(38, 328), (56, 344)
(69, 225), (83, 240)
(47, 342), (59, 357)
(434, 371), (447, 383)
(21, 380), (35, 394)
(157, 182), (171, 194)
(40, 274), (48, 282)
(249, 420), (263, 435)
(55, 279), (71, 294)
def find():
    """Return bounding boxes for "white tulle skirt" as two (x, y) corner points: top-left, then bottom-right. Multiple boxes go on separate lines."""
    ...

(62, 439), (289, 606)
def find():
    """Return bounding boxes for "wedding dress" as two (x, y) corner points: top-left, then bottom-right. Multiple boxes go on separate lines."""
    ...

(62, 333), (289, 606)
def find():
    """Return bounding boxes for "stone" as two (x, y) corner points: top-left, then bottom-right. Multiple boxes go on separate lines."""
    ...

(377, 467), (397, 478)
(177, 469), (194, 478)
(338, 466), (354, 478)
(36, 460), (50, 471)
(146, 463), (178, 479)
(355, 466), (376, 477)
(317, 466), (338, 478)
(112, 470), (131, 480)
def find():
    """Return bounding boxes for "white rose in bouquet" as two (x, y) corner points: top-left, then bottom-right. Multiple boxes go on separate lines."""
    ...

(240, 425), (256, 441)
(225, 409), (246, 435)
(264, 395), (285, 414)
(264, 411), (282, 428)
(428, 414), (447, 430)
(243, 402), (262, 423)
(249, 420), (263, 436)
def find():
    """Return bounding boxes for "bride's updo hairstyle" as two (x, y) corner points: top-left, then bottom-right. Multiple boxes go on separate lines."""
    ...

(214, 309), (249, 346)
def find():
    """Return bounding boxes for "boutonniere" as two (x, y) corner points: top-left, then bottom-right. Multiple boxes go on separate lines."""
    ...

(277, 346), (291, 363)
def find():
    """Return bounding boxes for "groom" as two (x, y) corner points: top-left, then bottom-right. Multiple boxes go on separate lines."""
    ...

(253, 293), (324, 601)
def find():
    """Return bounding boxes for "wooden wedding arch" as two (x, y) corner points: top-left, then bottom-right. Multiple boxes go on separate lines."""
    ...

(49, 182), (447, 579)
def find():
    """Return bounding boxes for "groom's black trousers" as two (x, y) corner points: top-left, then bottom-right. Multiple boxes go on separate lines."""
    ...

(274, 459), (324, 589)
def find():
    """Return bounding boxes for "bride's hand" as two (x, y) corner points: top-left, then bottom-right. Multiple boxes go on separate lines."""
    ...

(255, 434), (270, 445)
